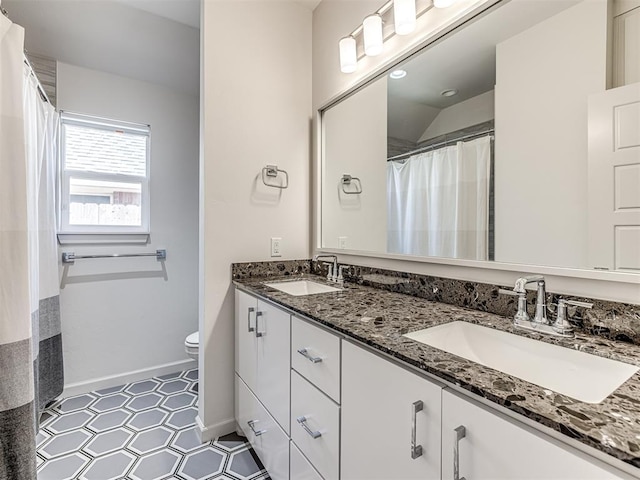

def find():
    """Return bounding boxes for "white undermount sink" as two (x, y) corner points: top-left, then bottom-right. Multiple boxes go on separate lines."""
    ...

(263, 280), (341, 296)
(404, 321), (639, 404)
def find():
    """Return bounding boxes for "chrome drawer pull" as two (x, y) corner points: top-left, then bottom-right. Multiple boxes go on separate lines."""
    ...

(255, 311), (265, 337)
(297, 416), (322, 439)
(411, 400), (424, 459)
(247, 307), (255, 333)
(454, 425), (466, 480)
(247, 419), (266, 436)
(297, 348), (323, 364)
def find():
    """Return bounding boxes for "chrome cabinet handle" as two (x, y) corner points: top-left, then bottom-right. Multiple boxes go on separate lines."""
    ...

(454, 425), (466, 480)
(296, 416), (322, 439)
(411, 400), (424, 459)
(255, 311), (265, 337)
(297, 348), (323, 364)
(247, 419), (266, 436)
(247, 307), (255, 333)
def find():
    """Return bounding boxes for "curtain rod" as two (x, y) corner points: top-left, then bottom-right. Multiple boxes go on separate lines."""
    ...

(24, 54), (51, 105)
(387, 129), (495, 162)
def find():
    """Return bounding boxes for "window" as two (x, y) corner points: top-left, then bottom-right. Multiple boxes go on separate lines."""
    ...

(59, 112), (150, 234)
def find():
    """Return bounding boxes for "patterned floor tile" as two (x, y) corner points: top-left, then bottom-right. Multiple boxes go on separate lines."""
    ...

(37, 369), (270, 480)
(37, 452), (91, 480)
(39, 429), (93, 459)
(90, 393), (130, 413)
(129, 449), (181, 480)
(83, 427), (134, 457)
(86, 409), (132, 433)
(81, 450), (137, 480)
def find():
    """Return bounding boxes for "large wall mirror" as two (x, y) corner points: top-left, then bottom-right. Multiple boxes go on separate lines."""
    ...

(321, 0), (640, 274)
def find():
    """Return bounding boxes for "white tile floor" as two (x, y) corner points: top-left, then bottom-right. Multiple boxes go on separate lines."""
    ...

(36, 370), (269, 480)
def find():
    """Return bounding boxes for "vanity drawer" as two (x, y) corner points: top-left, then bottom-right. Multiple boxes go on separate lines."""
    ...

(291, 370), (340, 480)
(236, 374), (289, 480)
(290, 441), (324, 480)
(291, 316), (341, 402)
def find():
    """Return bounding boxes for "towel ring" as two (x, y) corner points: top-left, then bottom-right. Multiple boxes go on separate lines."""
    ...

(262, 165), (289, 189)
(341, 174), (362, 195)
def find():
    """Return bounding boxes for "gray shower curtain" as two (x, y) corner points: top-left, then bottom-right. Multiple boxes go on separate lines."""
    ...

(1, 14), (63, 480)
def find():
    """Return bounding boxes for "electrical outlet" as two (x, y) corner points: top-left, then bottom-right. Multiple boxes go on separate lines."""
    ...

(271, 237), (282, 257)
(339, 236), (347, 249)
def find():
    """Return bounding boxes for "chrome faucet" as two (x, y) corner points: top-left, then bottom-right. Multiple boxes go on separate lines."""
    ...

(313, 254), (338, 283)
(500, 274), (578, 337)
(513, 275), (549, 325)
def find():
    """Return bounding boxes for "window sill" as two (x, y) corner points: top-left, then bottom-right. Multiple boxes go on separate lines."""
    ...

(57, 233), (150, 245)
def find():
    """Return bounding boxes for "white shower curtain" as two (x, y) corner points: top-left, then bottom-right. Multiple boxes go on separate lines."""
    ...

(1, 13), (62, 479)
(387, 136), (491, 260)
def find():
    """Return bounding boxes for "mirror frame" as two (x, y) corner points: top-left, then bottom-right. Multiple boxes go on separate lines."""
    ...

(315, 0), (640, 294)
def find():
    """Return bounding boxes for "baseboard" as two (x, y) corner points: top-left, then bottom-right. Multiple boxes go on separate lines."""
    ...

(195, 414), (236, 443)
(62, 358), (197, 398)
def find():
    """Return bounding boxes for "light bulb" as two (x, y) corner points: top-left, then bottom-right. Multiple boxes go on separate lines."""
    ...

(393, 0), (416, 35)
(363, 14), (383, 57)
(339, 36), (357, 73)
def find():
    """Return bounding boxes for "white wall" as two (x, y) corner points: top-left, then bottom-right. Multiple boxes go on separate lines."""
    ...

(418, 89), (495, 142)
(312, 1), (640, 303)
(494, 0), (606, 269)
(57, 62), (199, 395)
(322, 77), (387, 252)
(199, 1), (312, 440)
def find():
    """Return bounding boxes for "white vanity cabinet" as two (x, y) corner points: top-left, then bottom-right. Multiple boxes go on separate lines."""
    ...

(442, 390), (633, 480)
(341, 340), (443, 480)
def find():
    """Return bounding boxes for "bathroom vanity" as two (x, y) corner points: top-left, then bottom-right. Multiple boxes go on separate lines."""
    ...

(233, 264), (640, 480)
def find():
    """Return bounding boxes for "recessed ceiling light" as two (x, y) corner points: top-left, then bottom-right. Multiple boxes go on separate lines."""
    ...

(390, 69), (407, 79)
(441, 89), (458, 97)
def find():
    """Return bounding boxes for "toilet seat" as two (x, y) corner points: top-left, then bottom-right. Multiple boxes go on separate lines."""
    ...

(185, 332), (199, 347)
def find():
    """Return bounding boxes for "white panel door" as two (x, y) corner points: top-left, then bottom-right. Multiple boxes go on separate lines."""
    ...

(256, 299), (291, 434)
(442, 390), (633, 479)
(235, 290), (257, 393)
(341, 341), (442, 480)
(588, 83), (640, 271)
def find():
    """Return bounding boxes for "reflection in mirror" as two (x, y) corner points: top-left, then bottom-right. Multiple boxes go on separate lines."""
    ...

(321, 0), (640, 273)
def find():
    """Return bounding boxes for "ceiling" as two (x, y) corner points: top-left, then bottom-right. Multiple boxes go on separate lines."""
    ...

(3, 0), (201, 95)
(386, 0), (580, 141)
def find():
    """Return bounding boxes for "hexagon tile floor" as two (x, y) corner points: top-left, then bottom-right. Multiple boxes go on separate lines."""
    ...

(36, 369), (270, 480)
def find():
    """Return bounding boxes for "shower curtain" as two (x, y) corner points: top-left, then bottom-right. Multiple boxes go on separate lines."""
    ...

(387, 136), (491, 260)
(1, 14), (62, 480)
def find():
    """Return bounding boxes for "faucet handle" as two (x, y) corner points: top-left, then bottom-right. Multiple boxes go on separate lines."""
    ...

(553, 298), (592, 336)
(323, 262), (334, 281)
(498, 289), (520, 296)
(498, 289), (530, 323)
(559, 299), (593, 309)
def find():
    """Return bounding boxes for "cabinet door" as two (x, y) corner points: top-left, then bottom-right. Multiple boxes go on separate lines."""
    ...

(341, 341), (442, 480)
(256, 299), (291, 434)
(442, 390), (633, 480)
(235, 290), (258, 393)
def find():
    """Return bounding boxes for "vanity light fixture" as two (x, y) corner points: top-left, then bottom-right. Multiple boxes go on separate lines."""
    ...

(339, 36), (358, 73)
(390, 69), (407, 79)
(393, 0), (417, 35)
(339, 0), (464, 73)
(433, 0), (456, 8)
(441, 89), (458, 97)
(363, 14), (384, 56)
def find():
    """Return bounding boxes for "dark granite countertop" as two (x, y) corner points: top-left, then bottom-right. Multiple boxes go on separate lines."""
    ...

(233, 273), (640, 472)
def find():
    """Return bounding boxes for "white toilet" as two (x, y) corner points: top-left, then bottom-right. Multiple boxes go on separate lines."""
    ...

(185, 331), (199, 360)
